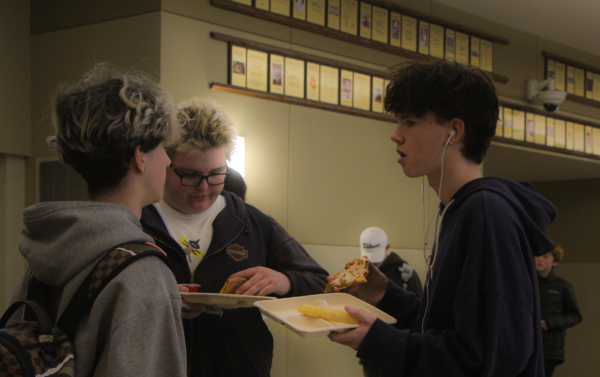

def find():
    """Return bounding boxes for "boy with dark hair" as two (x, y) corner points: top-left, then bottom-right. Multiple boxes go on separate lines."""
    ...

(329, 60), (557, 377)
(535, 244), (582, 377)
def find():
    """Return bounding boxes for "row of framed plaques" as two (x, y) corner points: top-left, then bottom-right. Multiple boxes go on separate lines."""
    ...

(228, 0), (493, 72)
(547, 58), (600, 102)
(230, 45), (390, 112)
(497, 105), (600, 156)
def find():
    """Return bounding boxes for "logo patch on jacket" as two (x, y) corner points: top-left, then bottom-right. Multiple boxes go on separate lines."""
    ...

(226, 244), (248, 261)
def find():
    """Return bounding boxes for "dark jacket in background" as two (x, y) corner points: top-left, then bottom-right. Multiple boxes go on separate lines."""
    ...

(141, 190), (328, 377)
(357, 177), (557, 377)
(538, 270), (582, 363)
(379, 252), (423, 299)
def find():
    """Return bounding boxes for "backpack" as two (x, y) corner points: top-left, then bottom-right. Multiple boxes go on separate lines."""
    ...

(0, 242), (167, 377)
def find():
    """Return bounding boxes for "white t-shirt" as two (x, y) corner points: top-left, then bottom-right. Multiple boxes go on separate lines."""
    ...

(154, 196), (226, 274)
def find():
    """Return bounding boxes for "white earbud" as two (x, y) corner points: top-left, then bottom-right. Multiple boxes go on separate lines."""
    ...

(448, 130), (456, 142)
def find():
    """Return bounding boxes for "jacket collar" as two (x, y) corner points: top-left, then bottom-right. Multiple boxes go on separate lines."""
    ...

(379, 251), (406, 269)
(141, 192), (248, 258)
(204, 191), (246, 257)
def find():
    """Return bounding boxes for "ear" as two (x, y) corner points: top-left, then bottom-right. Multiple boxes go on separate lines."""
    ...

(386, 244), (390, 251)
(131, 145), (145, 174)
(448, 118), (466, 143)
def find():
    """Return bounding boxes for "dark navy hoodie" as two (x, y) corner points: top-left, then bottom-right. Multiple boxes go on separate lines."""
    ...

(357, 177), (557, 377)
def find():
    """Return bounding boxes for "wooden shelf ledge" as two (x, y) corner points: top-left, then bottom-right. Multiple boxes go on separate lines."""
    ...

(210, 84), (600, 161)
(211, 0), (509, 84)
(210, 83), (397, 122)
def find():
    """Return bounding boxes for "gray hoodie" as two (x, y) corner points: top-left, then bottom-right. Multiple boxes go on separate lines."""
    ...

(10, 201), (186, 377)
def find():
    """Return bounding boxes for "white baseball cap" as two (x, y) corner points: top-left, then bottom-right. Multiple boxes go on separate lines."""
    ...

(360, 227), (388, 263)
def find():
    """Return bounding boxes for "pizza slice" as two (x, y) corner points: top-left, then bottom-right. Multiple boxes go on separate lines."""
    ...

(219, 277), (248, 294)
(324, 256), (370, 293)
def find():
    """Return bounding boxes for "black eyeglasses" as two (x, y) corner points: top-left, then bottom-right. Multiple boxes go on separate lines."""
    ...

(169, 164), (230, 187)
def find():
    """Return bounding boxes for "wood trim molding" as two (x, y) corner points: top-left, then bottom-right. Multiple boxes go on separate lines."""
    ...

(542, 51), (600, 73)
(210, 83), (398, 122)
(209, 86), (600, 161)
(211, 32), (392, 78)
(211, 0), (509, 84)
(499, 100), (600, 128)
(491, 137), (600, 162)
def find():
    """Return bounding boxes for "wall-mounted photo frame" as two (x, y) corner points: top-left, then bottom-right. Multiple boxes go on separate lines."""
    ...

(340, 0), (358, 35)
(353, 72), (371, 111)
(306, 62), (320, 101)
(359, 2), (372, 39)
(306, 0), (326, 25)
(231, 45), (247, 88)
(372, 77), (384, 113)
(270, 54), (285, 94)
(247, 49), (268, 92)
(320, 65), (339, 105)
(327, 0), (340, 29)
(340, 69), (354, 107)
(372, 6), (388, 44)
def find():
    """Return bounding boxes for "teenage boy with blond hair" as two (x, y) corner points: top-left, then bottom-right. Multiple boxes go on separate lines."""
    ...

(141, 97), (328, 377)
(329, 60), (557, 377)
(535, 244), (582, 377)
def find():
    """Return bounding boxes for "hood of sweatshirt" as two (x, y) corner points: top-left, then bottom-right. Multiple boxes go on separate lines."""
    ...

(20, 201), (153, 286)
(446, 177), (557, 256)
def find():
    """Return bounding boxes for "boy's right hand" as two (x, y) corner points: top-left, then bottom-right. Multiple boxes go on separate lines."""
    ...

(329, 262), (388, 306)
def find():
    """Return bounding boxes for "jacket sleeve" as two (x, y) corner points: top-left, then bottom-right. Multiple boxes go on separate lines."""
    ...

(408, 271), (423, 299)
(265, 218), (328, 297)
(546, 282), (582, 331)
(377, 280), (421, 330)
(357, 192), (542, 377)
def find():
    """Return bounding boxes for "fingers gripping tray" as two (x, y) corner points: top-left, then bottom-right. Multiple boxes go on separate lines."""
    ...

(253, 293), (396, 338)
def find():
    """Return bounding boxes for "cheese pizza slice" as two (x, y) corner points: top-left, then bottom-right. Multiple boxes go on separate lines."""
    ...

(324, 256), (370, 293)
(219, 277), (248, 294)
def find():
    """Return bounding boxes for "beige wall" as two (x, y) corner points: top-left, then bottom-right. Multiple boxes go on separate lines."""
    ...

(0, 0), (30, 156)
(0, 0), (29, 313)
(0, 155), (26, 312)
(535, 179), (600, 263)
(2, 0), (598, 375)
(552, 263), (600, 377)
(27, 12), (162, 206)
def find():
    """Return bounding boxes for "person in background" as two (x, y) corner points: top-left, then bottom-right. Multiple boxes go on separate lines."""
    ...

(141, 97), (329, 377)
(328, 60), (557, 377)
(535, 243), (582, 377)
(360, 227), (422, 298)
(9, 63), (186, 377)
(359, 226), (423, 377)
(223, 167), (246, 201)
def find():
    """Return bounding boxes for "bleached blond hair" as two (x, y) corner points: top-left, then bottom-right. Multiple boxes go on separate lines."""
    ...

(169, 97), (236, 160)
(47, 63), (179, 197)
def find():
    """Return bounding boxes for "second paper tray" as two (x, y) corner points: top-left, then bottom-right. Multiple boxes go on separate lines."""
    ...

(253, 293), (396, 338)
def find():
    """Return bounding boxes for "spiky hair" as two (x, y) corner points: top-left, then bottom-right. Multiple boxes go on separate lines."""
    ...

(168, 97), (236, 160)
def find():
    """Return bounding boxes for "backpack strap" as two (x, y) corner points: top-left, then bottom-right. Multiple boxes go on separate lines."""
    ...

(247, 204), (272, 250)
(57, 242), (168, 340)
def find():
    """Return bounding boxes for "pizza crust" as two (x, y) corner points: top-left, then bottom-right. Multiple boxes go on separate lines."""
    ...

(324, 256), (370, 293)
(220, 277), (248, 294)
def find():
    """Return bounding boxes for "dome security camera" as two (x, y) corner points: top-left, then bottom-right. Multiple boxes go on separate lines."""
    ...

(526, 79), (567, 112)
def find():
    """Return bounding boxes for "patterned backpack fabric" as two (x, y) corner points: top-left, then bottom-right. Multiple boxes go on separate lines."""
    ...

(0, 243), (167, 377)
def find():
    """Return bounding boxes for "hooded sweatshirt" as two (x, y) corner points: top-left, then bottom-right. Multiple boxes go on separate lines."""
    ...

(10, 201), (187, 377)
(357, 177), (557, 377)
(141, 190), (329, 377)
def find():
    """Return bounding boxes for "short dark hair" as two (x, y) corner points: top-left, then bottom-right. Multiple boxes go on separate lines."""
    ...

(384, 60), (499, 164)
(48, 63), (178, 198)
(224, 168), (247, 201)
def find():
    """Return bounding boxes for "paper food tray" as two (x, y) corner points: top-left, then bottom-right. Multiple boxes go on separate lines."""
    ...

(181, 292), (276, 309)
(253, 293), (396, 338)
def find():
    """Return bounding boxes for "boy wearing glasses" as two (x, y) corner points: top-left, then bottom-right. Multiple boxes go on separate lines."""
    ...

(141, 97), (328, 377)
